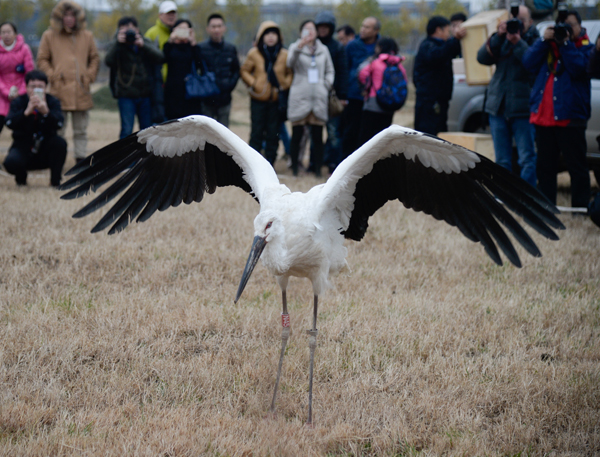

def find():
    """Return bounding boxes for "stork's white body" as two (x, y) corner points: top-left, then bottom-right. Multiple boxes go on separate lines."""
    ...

(257, 184), (349, 296)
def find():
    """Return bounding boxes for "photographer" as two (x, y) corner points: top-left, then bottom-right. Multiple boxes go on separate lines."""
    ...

(2, 70), (67, 187)
(413, 16), (466, 135)
(105, 17), (164, 139)
(476, 5), (538, 187)
(522, 8), (593, 208)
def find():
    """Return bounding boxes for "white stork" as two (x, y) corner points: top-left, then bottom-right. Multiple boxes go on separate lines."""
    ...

(59, 115), (564, 425)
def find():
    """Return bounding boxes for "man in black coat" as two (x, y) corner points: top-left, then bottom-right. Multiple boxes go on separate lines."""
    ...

(2, 70), (67, 187)
(105, 16), (164, 139)
(413, 16), (466, 135)
(198, 13), (240, 127)
(315, 10), (349, 171)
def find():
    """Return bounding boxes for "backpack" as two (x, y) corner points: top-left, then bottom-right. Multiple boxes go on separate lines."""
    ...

(376, 62), (408, 112)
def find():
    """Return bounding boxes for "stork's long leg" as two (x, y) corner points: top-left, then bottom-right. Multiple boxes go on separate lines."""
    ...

(306, 294), (318, 426)
(270, 290), (290, 413)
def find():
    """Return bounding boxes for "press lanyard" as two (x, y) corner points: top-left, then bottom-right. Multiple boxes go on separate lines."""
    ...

(308, 53), (319, 84)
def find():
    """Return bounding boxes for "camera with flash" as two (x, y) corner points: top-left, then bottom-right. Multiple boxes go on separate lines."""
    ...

(506, 2), (522, 35)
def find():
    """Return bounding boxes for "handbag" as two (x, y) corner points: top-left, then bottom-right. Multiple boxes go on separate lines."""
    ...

(185, 60), (220, 100)
(328, 89), (344, 117)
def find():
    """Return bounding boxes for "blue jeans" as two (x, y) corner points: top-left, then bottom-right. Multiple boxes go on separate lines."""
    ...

(118, 97), (152, 139)
(488, 114), (537, 187)
(279, 122), (290, 156)
(324, 115), (342, 167)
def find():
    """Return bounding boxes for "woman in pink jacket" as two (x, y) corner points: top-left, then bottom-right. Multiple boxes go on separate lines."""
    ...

(0, 22), (35, 134)
(357, 37), (407, 146)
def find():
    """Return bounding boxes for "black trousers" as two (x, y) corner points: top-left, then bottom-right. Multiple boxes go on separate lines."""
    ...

(290, 124), (323, 176)
(535, 125), (590, 208)
(0, 115), (5, 135)
(3, 135), (68, 186)
(414, 98), (449, 135)
(358, 110), (394, 147)
(340, 99), (364, 161)
(249, 98), (280, 165)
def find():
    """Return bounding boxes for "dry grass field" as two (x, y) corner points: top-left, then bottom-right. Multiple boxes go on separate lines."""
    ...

(1, 91), (599, 456)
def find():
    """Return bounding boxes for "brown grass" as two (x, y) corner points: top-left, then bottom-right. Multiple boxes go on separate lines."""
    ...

(0, 91), (599, 456)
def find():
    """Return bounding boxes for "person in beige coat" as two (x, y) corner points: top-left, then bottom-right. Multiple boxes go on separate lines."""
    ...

(37, 0), (99, 162)
(287, 20), (334, 177)
(241, 21), (293, 166)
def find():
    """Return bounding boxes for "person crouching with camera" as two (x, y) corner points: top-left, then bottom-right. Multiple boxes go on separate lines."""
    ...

(105, 17), (164, 139)
(477, 5), (539, 187)
(2, 70), (67, 187)
(522, 8), (593, 209)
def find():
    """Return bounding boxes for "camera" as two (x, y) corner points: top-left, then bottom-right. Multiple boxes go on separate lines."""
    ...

(554, 2), (571, 42)
(31, 133), (43, 154)
(125, 29), (137, 44)
(506, 1), (522, 35)
(33, 87), (45, 98)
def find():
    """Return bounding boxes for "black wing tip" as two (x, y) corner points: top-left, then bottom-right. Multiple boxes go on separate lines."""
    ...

(64, 160), (91, 177)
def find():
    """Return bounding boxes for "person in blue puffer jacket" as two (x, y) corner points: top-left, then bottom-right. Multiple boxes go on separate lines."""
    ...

(522, 9), (593, 208)
(340, 17), (380, 162)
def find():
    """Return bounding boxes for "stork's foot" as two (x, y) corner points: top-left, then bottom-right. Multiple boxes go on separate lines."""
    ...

(264, 411), (277, 420)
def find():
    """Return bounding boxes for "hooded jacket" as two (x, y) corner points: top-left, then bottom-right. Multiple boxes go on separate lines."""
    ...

(0, 34), (35, 117)
(286, 38), (335, 123)
(315, 11), (349, 100)
(36, 0), (100, 111)
(241, 21), (293, 102)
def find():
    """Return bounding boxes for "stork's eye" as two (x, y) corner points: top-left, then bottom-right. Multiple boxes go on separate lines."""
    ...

(266, 222), (272, 230)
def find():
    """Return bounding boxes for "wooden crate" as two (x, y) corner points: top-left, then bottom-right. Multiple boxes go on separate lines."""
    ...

(461, 10), (508, 85)
(437, 132), (495, 162)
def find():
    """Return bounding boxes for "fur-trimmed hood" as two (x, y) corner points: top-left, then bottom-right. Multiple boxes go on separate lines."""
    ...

(49, 0), (87, 33)
(255, 21), (283, 47)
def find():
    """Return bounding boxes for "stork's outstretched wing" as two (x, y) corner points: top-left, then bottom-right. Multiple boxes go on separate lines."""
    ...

(58, 116), (279, 234)
(318, 125), (565, 267)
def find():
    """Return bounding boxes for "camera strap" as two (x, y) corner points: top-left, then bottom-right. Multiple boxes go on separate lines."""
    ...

(117, 63), (137, 88)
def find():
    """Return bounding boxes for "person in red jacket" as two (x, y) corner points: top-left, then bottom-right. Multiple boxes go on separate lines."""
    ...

(0, 22), (35, 134)
(522, 9), (593, 208)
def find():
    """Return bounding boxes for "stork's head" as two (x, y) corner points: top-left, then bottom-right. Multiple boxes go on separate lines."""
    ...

(234, 211), (281, 303)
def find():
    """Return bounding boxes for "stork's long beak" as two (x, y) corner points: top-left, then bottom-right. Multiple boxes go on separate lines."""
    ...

(235, 235), (267, 303)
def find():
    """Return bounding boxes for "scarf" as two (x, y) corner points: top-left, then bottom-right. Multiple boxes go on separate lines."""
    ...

(262, 44), (281, 89)
(1, 40), (16, 51)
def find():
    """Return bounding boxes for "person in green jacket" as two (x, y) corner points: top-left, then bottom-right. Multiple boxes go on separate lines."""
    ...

(106, 16), (164, 138)
(144, 0), (177, 82)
